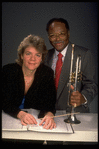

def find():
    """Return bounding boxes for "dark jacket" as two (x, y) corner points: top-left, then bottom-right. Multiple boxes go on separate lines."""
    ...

(2, 63), (56, 118)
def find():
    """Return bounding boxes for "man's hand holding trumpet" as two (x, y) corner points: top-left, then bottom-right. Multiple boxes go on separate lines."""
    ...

(70, 85), (86, 107)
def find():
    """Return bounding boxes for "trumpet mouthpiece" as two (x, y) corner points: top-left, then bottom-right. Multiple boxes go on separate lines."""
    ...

(72, 44), (75, 48)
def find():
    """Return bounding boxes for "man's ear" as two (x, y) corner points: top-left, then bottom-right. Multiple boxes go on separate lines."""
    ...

(68, 31), (70, 38)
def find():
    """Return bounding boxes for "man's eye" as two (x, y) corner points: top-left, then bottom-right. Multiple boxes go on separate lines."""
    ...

(49, 35), (54, 38)
(60, 32), (65, 35)
(61, 33), (64, 35)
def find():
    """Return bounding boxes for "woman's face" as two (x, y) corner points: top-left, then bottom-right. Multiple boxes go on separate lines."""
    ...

(21, 46), (42, 71)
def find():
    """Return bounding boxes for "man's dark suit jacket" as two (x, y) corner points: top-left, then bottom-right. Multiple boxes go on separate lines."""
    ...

(2, 63), (56, 118)
(45, 42), (97, 112)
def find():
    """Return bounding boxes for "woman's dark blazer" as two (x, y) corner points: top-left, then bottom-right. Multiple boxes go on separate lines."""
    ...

(2, 63), (56, 118)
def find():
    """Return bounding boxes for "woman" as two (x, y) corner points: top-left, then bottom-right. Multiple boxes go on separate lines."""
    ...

(2, 34), (56, 130)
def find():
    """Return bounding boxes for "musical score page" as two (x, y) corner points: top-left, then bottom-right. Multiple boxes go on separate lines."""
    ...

(2, 111), (27, 131)
(28, 109), (74, 133)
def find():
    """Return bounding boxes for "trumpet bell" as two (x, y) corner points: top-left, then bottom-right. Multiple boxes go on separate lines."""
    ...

(64, 114), (81, 124)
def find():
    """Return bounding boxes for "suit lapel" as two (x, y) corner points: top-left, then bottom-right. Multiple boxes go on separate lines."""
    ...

(47, 48), (55, 67)
(57, 43), (72, 99)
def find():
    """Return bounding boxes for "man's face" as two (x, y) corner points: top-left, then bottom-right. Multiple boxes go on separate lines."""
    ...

(48, 22), (70, 52)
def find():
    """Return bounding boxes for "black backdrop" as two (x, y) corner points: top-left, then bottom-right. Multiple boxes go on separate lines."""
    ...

(2, 2), (98, 112)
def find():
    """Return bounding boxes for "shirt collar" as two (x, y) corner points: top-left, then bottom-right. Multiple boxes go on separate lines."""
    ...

(55, 44), (69, 58)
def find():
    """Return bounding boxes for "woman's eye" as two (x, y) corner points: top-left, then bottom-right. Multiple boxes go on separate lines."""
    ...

(26, 52), (31, 55)
(36, 54), (41, 57)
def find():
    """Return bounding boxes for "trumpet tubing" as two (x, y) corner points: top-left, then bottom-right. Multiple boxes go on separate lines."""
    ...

(74, 55), (81, 91)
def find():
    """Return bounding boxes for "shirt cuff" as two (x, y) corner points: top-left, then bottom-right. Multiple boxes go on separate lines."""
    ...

(82, 94), (87, 105)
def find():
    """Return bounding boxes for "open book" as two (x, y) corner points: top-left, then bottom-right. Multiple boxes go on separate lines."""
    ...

(2, 109), (74, 133)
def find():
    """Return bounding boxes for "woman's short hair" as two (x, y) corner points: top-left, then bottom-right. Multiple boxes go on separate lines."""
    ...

(16, 34), (48, 66)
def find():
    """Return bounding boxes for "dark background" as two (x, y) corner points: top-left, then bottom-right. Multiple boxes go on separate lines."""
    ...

(2, 2), (98, 112)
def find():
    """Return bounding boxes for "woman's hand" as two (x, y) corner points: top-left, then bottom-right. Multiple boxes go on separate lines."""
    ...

(39, 112), (56, 130)
(17, 111), (37, 126)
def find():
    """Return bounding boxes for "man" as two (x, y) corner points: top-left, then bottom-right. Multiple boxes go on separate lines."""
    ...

(45, 18), (97, 113)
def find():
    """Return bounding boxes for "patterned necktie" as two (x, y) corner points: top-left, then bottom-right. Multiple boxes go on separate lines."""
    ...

(55, 53), (63, 90)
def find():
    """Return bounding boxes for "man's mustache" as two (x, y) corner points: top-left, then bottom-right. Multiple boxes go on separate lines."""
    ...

(53, 41), (64, 44)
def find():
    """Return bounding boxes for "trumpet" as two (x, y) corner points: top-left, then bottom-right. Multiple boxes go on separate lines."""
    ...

(64, 44), (82, 124)
(67, 44), (82, 105)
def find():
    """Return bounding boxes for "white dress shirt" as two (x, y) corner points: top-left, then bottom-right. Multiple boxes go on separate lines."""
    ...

(51, 44), (69, 75)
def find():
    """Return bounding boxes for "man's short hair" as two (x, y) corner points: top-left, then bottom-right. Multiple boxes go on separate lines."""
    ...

(46, 18), (70, 32)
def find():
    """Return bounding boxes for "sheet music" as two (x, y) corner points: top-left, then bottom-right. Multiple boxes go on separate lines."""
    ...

(2, 111), (27, 131)
(28, 109), (73, 133)
(2, 109), (73, 133)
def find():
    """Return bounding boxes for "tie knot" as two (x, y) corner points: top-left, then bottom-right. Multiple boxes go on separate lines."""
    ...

(58, 53), (63, 58)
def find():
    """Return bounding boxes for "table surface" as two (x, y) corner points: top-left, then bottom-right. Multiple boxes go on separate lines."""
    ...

(2, 110), (98, 142)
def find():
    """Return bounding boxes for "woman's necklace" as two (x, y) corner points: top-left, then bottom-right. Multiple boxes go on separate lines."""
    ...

(24, 77), (33, 86)
(24, 70), (33, 86)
